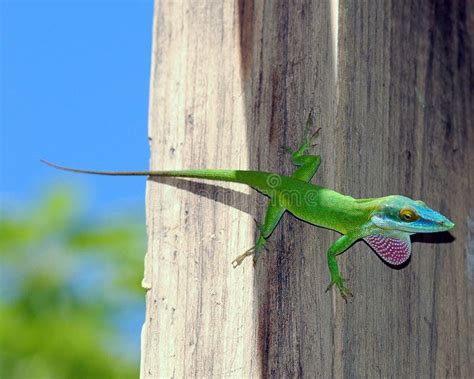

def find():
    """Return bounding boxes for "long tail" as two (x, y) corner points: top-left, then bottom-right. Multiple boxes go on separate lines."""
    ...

(40, 159), (294, 197)
(41, 160), (161, 176)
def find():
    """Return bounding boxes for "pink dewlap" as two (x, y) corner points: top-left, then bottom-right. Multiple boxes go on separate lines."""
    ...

(364, 234), (411, 265)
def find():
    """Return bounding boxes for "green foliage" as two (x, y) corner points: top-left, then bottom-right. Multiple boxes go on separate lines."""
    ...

(0, 187), (145, 378)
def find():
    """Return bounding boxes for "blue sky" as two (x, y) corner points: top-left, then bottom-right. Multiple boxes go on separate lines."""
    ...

(1, 0), (154, 367)
(1, 0), (154, 212)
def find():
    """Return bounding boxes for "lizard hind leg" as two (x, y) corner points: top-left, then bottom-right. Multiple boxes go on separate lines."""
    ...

(232, 200), (284, 268)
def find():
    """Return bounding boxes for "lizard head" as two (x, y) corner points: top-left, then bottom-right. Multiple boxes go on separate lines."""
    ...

(361, 196), (454, 266)
(370, 195), (455, 234)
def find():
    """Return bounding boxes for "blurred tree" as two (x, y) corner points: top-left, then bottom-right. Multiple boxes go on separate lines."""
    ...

(0, 187), (145, 379)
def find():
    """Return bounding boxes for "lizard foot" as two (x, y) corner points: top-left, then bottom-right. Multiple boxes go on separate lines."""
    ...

(325, 277), (353, 302)
(302, 111), (321, 147)
(308, 127), (321, 148)
(282, 127), (321, 155)
(231, 247), (255, 268)
(285, 112), (321, 160)
(232, 235), (268, 268)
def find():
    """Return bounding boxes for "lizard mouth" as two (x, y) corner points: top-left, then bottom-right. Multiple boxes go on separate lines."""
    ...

(440, 219), (455, 230)
(371, 214), (454, 234)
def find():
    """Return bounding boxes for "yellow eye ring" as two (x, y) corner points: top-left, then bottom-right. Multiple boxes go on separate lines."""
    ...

(400, 209), (419, 222)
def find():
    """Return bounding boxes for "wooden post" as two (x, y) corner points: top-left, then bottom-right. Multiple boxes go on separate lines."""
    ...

(141, 1), (473, 377)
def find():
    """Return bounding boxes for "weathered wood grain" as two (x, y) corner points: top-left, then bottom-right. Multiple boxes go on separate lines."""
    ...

(142, 0), (473, 377)
(141, 2), (259, 377)
(336, 1), (473, 377)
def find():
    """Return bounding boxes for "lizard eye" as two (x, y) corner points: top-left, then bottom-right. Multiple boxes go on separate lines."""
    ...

(400, 208), (419, 222)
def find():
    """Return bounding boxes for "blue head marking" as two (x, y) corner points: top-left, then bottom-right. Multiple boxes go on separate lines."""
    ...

(371, 196), (455, 234)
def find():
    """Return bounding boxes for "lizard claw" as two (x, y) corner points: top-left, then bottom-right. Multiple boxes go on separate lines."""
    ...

(339, 286), (353, 302)
(282, 146), (294, 155)
(310, 127), (321, 140)
(284, 114), (321, 158)
(326, 277), (353, 302)
(233, 236), (268, 268)
(305, 127), (321, 147)
(231, 247), (255, 268)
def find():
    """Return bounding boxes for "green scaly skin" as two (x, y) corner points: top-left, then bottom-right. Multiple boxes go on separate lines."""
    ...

(41, 114), (455, 301)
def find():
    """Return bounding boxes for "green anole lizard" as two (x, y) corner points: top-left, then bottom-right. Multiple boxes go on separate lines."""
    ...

(41, 114), (455, 300)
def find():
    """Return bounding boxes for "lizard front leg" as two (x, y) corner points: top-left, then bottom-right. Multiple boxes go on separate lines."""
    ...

(325, 234), (358, 301)
(287, 111), (321, 179)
